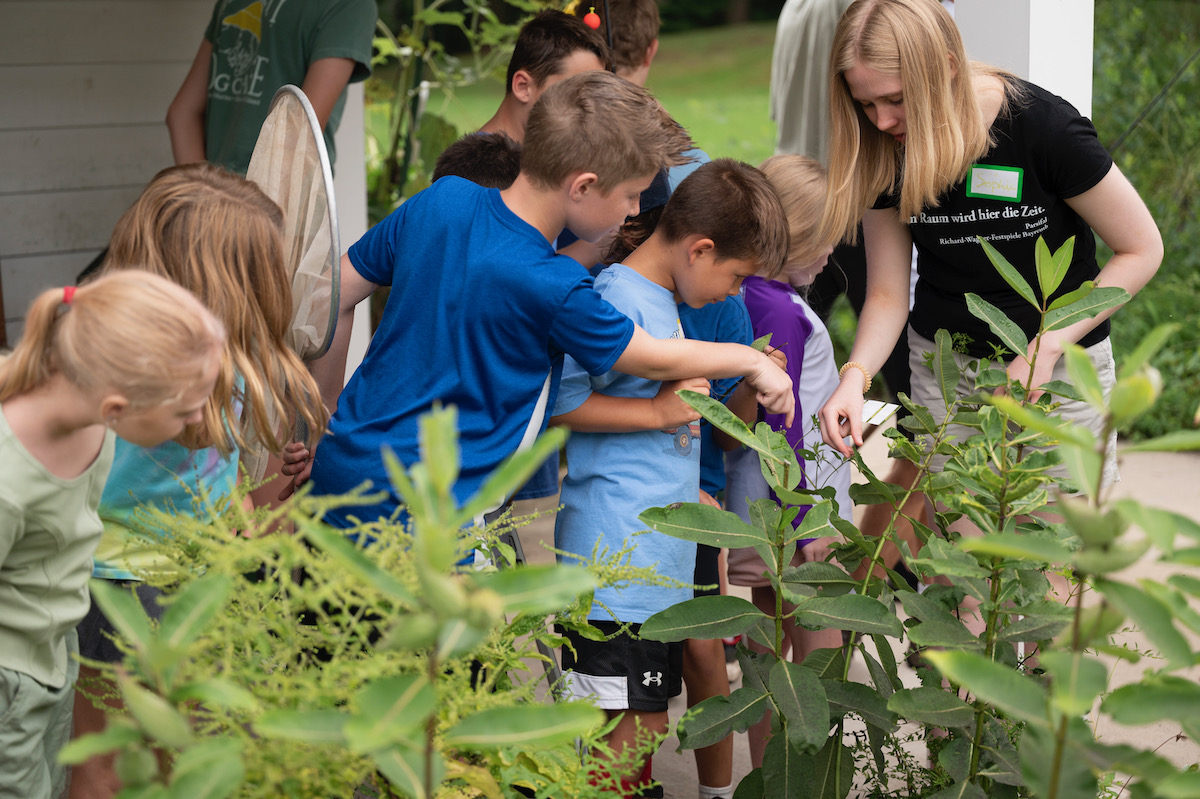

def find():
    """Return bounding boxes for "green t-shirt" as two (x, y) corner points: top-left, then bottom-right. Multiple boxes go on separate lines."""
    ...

(0, 411), (115, 688)
(203, 0), (376, 174)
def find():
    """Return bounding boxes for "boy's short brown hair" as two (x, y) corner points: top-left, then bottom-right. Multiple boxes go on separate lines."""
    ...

(659, 158), (789, 279)
(505, 10), (611, 93)
(574, 0), (660, 75)
(432, 132), (522, 189)
(522, 71), (694, 193)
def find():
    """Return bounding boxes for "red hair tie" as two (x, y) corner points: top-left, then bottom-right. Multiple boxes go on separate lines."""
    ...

(63, 286), (76, 305)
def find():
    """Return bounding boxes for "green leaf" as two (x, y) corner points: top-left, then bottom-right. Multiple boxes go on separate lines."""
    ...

(978, 236), (1038, 309)
(1057, 493), (1127, 548)
(993, 616), (1070, 645)
(169, 740), (244, 799)
(1037, 235), (1075, 298)
(640, 595), (768, 643)
(680, 390), (770, 458)
(253, 709), (348, 744)
(887, 687), (977, 728)
(89, 579), (154, 653)
(414, 8), (465, 26)
(1019, 721), (1096, 799)
(639, 503), (773, 567)
(1094, 579), (1193, 669)
(761, 733), (808, 798)
(58, 721), (143, 765)
(158, 575), (231, 653)
(1108, 370), (1162, 428)
(781, 561), (857, 597)
(1120, 429), (1200, 452)
(791, 594), (904, 637)
(933, 329), (961, 410)
(924, 650), (1049, 728)
(958, 532), (1072, 565)
(751, 333), (773, 352)
(1045, 279), (1095, 313)
(455, 426), (567, 527)
(300, 519), (415, 603)
(809, 737), (856, 799)
(1061, 343), (1106, 409)
(443, 702), (602, 749)
(677, 687), (772, 751)
(169, 679), (258, 711)
(418, 402), (459, 496)
(373, 741), (441, 799)
(907, 618), (981, 650)
(119, 674), (193, 748)
(1103, 676), (1200, 725)
(1116, 499), (1200, 553)
(769, 659), (830, 754)
(1043, 286), (1129, 331)
(1118, 323), (1178, 380)
(924, 780), (988, 799)
(965, 293), (1029, 356)
(435, 617), (491, 659)
(474, 564), (595, 614)
(859, 647), (897, 698)
(733, 768), (765, 799)
(344, 675), (435, 753)
(1037, 651), (1107, 717)
(822, 679), (897, 732)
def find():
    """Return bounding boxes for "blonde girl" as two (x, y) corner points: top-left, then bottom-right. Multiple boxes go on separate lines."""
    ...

(0, 273), (222, 799)
(69, 163), (327, 799)
(722, 155), (851, 768)
(816, 0), (1162, 476)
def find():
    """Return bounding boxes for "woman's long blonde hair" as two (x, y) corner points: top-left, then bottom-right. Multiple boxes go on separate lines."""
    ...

(103, 163), (327, 456)
(820, 0), (1017, 244)
(0, 272), (223, 408)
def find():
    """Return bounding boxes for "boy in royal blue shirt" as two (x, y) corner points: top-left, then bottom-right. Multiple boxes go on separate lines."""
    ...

(551, 159), (789, 793)
(289, 72), (794, 532)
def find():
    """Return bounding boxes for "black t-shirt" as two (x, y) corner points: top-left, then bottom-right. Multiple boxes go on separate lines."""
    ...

(878, 80), (1113, 358)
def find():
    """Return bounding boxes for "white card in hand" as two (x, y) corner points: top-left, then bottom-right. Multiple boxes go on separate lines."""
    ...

(862, 400), (900, 427)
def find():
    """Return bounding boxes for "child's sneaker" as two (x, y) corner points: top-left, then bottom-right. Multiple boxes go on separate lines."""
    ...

(723, 636), (742, 683)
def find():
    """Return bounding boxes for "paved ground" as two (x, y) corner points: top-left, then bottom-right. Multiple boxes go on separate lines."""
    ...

(510, 422), (1200, 797)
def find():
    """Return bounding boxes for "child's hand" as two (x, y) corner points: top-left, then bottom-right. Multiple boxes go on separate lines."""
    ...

(748, 353), (795, 427)
(653, 377), (709, 432)
(764, 344), (788, 372)
(698, 489), (722, 509)
(278, 440), (315, 500)
(801, 535), (841, 565)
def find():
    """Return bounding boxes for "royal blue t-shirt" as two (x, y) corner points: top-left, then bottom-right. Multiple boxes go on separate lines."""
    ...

(311, 177), (635, 525)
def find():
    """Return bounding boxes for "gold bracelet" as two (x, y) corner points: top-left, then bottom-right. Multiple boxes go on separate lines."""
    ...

(839, 361), (872, 394)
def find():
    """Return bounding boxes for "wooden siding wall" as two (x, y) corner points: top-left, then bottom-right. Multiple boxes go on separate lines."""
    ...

(0, 0), (211, 344)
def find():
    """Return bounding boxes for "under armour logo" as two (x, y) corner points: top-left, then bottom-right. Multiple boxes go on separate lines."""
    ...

(642, 671), (663, 687)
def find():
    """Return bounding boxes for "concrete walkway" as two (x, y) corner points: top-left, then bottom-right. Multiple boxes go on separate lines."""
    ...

(510, 427), (1200, 797)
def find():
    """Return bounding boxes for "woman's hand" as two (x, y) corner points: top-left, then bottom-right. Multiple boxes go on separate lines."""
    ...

(819, 373), (867, 457)
(1004, 334), (1064, 401)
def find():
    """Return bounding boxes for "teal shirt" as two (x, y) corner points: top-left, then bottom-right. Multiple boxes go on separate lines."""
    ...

(0, 410), (115, 688)
(203, 0), (376, 173)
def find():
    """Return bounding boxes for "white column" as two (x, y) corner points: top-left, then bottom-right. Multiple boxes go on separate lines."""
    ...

(955, 0), (1095, 117)
(332, 83), (372, 385)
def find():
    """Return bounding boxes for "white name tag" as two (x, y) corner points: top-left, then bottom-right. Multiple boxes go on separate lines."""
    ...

(966, 165), (1023, 202)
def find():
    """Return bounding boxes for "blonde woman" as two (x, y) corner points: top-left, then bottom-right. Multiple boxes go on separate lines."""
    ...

(817, 0), (1162, 483)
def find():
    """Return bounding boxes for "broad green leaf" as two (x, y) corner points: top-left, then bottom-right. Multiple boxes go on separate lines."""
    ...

(1037, 651), (1107, 717)
(1094, 579), (1192, 669)
(435, 617), (491, 659)
(1118, 323), (1178, 381)
(809, 737), (856, 799)
(965, 293), (1029, 356)
(1043, 286), (1129, 331)
(1104, 676), (1200, 726)
(58, 721), (142, 765)
(1061, 343), (1106, 409)
(1108, 369), (1162, 428)
(907, 619), (981, 650)
(761, 733), (808, 799)
(300, 519), (415, 603)
(89, 579), (154, 653)
(344, 675), (435, 753)
(924, 650), (1049, 728)
(443, 702), (601, 749)
(158, 575), (232, 652)
(1116, 500), (1200, 553)
(733, 768), (765, 799)
(924, 780), (988, 799)
(119, 674), (193, 748)
(859, 647), (897, 698)
(978, 236), (1038, 309)
(1154, 770), (1200, 799)
(677, 687), (772, 750)
(751, 333), (773, 351)
(932, 329), (961, 409)
(822, 679), (897, 732)
(1072, 539), (1152, 575)
(887, 687), (976, 728)
(769, 659), (830, 754)
(474, 564), (595, 614)
(169, 740), (244, 799)
(1057, 493), (1127, 548)
(1120, 429), (1200, 453)
(987, 395), (1094, 447)
(1037, 235), (1075, 298)
(640, 595), (767, 642)
(1019, 721), (1097, 799)
(414, 8), (465, 26)
(455, 427), (567, 527)
(781, 561), (857, 597)
(169, 679), (257, 711)
(791, 594), (904, 637)
(1045, 279), (1094, 313)
(680, 390), (770, 457)
(958, 532), (1072, 565)
(253, 709), (348, 744)
(640, 503), (773, 567)
(374, 742), (440, 799)
(418, 402), (459, 496)
(993, 616), (1069, 645)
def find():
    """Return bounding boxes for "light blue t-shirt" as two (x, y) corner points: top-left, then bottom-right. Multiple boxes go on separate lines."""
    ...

(554, 264), (699, 624)
(311, 177), (636, 525)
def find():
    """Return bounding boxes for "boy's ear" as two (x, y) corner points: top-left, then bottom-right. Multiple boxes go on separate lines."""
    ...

(511, 69), (538, 103)
(687, 237), (716, 264)
(642, 39), (660, 69)
(99, 394), (130, 425)
(568, 172), (600, 200)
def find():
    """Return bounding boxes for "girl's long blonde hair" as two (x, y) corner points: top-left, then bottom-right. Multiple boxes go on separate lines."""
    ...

(821, 0), (1018, 245)
(759, 154), (834, 270)
(102, 163), (327, 456)
(0, 272), (223, 407)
